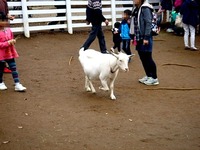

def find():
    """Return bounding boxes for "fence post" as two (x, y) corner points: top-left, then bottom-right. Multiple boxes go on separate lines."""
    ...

(21, 0), (30, 38)
(111, 0), (116, 28)
(66, 0), (73, 34)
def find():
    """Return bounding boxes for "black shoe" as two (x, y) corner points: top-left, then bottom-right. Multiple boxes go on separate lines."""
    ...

(59, 29), (65, 32)
(102, 51), (109, 54)
(184, 46), (190, 50)
(190, 47), (198, 51)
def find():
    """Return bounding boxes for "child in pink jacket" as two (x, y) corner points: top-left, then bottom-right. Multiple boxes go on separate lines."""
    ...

(0, 12), (26, 91)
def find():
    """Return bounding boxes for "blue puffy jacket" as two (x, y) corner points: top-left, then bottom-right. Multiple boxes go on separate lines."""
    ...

(120, 19), (131, 40)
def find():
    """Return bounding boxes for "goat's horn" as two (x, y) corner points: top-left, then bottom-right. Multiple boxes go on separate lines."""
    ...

(107, 50), (118, 58)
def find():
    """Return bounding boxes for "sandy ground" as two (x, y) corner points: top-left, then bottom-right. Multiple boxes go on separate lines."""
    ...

(0, 29), (200, 150)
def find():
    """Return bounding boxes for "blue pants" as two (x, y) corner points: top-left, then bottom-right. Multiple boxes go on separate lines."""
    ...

(122, 39), (131, 55)
(82, 24), (107, 53)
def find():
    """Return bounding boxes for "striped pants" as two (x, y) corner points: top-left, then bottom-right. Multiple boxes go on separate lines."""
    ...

(0, 59), (20, 83)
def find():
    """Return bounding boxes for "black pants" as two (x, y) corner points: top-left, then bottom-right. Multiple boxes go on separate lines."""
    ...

(138, 51), (157, 79)
(82, 24), (107, 53)
(113, 42), (121, 52)
(48, 13), (65, 25)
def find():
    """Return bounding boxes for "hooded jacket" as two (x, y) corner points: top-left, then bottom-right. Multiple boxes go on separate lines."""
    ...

(138, 1), (153, 40)
(180, 0), (199, 27)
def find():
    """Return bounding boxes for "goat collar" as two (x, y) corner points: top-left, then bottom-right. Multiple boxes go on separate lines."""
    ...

(110, 65), (118, 73)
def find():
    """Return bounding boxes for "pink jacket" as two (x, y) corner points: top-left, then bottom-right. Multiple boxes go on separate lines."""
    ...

(0, 28), (19, 61)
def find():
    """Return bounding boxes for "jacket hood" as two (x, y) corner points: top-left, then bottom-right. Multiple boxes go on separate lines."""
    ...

(141, 1), (154, 10)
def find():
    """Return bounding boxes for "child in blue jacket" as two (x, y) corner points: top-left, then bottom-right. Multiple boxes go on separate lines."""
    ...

(120, 9), (132, 55)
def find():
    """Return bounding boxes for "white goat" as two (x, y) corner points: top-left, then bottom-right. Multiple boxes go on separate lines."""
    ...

(78, 48), (133, 100)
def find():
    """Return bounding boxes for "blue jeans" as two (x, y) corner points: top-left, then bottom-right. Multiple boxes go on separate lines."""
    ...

(136, 37), (153, 52)
(122, 39), (131, 55)
(82, 24), (107, 53)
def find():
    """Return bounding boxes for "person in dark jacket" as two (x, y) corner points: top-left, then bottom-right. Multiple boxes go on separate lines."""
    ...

(48, 0), (66, 32)
(132, 0), (159, 85)
(180, 0), (199, 50)
(81, 0), (109, 53)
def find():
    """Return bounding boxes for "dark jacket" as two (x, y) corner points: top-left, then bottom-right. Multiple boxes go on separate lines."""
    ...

(161, 0), (175, 10)
(180, 0), (199, 27)
(138, 2), (153, 40)
(86, 0), (106, 25)
(112, 28), (121, 43)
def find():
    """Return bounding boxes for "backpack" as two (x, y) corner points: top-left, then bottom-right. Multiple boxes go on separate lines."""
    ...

(151, 12), (161, 36)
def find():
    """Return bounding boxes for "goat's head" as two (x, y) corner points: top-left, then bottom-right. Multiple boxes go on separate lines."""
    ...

(111, 51), (134, 72)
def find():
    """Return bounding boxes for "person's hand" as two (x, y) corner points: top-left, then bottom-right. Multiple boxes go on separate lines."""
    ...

(7, 14), (15, 20)
(105, 20), (109, 26)
(143, 39), (149, 45)
(8, 39), (16, 45)
(86, 21), (90, 25)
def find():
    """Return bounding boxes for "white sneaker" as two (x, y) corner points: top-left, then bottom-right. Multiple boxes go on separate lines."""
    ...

(15, 83), (26, 92)
(144, 77), (159, 85)
(190, 47), (198, 51)
(0, 82), (7, 90)
(138, 76), (148, 84)
(166, 28), (174, 33)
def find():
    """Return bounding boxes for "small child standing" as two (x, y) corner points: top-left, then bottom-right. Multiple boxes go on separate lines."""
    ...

(111, 22), (121, 52)
(120, 9), (132, 55)
(0, 12), (26, 91)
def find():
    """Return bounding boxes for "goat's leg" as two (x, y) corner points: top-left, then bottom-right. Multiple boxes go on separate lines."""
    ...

(85, 76), (91, 92)
(99, 79), (109, 91)
(88, 79), (96, 93)
(109, 71), (119, 100)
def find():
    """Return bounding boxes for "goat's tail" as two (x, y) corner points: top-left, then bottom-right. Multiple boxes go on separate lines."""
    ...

(79, 47), (85, 55)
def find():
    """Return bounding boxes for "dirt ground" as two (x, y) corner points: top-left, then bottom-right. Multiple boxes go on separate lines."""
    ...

(0, 29), (200, 150)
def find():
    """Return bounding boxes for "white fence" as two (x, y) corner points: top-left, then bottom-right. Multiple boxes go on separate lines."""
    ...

(8, 0), (160, 38)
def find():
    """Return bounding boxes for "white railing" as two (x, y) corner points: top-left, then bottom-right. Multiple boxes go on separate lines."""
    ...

(8, 0), (160, 38)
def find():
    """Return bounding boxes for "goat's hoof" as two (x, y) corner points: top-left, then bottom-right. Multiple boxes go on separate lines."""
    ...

(86, 87), (91, 92)
(110, 95), (116, 100)
(99, 86), (109, 91)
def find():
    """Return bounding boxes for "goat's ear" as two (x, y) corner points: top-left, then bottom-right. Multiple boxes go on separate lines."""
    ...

(129, 54), (135, 58)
